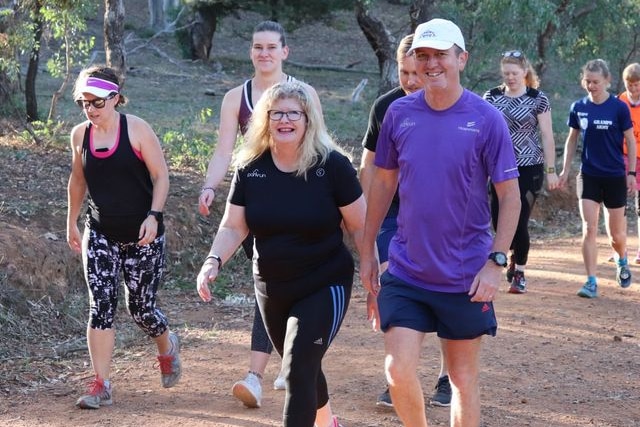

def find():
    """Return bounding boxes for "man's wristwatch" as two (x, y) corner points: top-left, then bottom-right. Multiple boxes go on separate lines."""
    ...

(147, 210), (163, 221)
(488, 251), (508, 268)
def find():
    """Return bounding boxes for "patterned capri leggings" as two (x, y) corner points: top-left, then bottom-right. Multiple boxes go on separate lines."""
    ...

(82, 228), (168, 338)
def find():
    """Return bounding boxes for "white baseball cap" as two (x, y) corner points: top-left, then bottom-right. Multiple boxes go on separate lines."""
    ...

(408, 18), (466, 53)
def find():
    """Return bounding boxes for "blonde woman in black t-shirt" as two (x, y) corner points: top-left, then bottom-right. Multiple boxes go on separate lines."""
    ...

(198, 21), (321, 407)
(197, 81), (365, 427)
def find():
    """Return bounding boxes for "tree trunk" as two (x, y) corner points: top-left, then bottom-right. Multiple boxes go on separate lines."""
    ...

(354, 0), (396, 96)
(25, 0), (43, 122)
(409, 0), (433, 31)
(148, 0), (164, 29)
(188, 5), (218, 61)
(0, 3), (25, 116)
(47, 8), (73, 122)
(535, 1), (595, 82)
(104, 0), (126, 76)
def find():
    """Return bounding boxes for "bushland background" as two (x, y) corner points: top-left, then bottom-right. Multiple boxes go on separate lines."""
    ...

(0, 1), (639, 426)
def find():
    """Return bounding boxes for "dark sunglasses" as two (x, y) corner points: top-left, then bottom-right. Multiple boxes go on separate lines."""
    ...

(502, 50), (523, 58)
(75, 93), (117, 109)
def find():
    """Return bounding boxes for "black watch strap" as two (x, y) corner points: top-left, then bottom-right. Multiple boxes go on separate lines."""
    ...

(205, 254), (222, 270)
(147, 210), (163, 221)
(488, 251), (508, 267)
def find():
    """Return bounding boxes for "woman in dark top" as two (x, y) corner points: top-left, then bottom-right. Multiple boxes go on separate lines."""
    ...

(198, 22), (321, 406)
(67, 65), (180, 409)
(197, 81), (365, 427)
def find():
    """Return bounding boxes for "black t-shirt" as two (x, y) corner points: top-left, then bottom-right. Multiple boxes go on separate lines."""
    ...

(361, 86), (405, 217)
(229, 149), (362, 297)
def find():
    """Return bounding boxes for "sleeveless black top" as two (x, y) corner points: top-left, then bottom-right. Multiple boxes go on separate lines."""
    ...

(82, 114), (164, 242)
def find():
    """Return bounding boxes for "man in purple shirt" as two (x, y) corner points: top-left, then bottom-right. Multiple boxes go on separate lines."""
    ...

(360, 18), (521, 427)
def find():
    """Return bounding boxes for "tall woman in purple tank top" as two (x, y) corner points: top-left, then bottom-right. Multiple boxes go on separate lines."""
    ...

(197, 21), (322, 408)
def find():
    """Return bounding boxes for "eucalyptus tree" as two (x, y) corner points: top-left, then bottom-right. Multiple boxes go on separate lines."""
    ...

(104, 0), (125, 75)
(0, 0), (96, 124)
(41, 0), (96, 121)
(434, 0), (640, 92)
(176, 0), (354, 61)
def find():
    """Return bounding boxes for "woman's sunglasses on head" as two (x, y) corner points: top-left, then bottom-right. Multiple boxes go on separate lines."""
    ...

(502, 50), (523, 58)
(76, 93), (117, 109)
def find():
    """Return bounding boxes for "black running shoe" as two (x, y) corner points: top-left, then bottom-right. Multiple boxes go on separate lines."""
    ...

(430, 375), (451, 407)
(376, 386), (393, 408)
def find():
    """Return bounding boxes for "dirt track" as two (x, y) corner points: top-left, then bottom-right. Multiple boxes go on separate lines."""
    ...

(1, 236), (639, 427)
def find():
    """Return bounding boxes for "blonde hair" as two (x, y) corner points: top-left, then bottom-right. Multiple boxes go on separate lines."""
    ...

(582, 58), (611, 79)
(623, 63), (640, 83)
(500, 51), (540, 89)
(396, 34), (414, 62)
(581, 59), (611, 90)
(234, 81), (343, 178)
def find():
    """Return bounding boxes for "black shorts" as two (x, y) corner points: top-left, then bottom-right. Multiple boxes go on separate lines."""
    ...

(576, 173), (627, 209)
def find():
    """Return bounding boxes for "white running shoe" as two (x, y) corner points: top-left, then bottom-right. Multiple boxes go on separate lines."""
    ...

(273, 371), (286, 390)
(232, 372), (262, 408)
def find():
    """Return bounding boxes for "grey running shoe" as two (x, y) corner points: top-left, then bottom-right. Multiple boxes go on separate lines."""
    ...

(508, 270), (527, 294)
(157, 332), (181, 388)
(76, 376), (113, 409)
(232, 372), (262, 408)
(577, 281), (598, 298)
(375, 386), (393, 408)
(617, 264), (632, 288)
(430, 375), (452, 407)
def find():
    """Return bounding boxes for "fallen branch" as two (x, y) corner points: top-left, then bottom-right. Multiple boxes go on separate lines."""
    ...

(127, 10), (195, 56)
(287, 59), (378, 75)
(147, 44), (186, 69)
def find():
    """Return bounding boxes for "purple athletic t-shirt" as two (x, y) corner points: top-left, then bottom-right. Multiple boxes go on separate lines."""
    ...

(375, 89), (518, 293)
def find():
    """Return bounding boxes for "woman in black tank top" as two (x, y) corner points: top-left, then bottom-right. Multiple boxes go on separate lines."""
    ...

(67, 65), (181, 410)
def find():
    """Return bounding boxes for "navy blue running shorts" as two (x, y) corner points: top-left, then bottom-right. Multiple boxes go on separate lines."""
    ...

(377, 271), (497, 339)
(576, 173), (627, 209)
(376, 216), (398, 264)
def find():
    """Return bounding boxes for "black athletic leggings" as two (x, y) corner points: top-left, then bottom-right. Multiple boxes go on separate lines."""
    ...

(256, 283), (351, 427)
(490, 163), (543, 266)
(251, 302), (273, 354)
(242, 235), (274, 354)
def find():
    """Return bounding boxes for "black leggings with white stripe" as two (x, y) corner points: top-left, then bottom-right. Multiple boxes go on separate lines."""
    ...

(256, 283), (351, 427)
